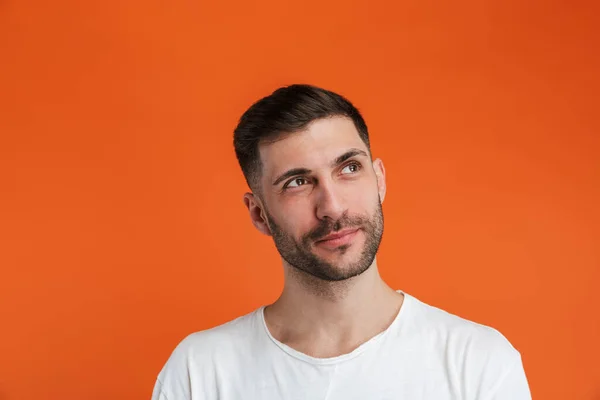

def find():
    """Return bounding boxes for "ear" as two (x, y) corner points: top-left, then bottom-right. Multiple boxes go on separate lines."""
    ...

(372, 158), (387, 203)
(243, 192), (272, 236)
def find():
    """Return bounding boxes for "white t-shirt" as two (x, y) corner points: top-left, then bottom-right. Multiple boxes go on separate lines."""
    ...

(151, 291), (531, 400)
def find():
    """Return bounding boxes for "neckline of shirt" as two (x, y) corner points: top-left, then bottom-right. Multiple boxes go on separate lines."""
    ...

(257, 290), (412, 366)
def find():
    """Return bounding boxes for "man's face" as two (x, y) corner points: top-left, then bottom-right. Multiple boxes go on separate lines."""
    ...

(256, 116), (386, 281)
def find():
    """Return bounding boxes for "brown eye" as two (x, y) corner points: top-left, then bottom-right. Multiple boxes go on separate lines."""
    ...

(285, 177), (308, 189)
(341, 163), (361, 174)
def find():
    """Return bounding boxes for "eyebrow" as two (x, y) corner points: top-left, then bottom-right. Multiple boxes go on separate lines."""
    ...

(272, 167), (312, 186)
(272, 148), (369, 186)
(331, 148), (368, 168)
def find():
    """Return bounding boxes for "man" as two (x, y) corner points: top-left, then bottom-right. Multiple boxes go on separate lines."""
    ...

(151, 84), (531, 399)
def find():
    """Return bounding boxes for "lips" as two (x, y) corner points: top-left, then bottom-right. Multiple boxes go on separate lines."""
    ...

(316, 228), (359, 242)
(314, 228), (360, 249)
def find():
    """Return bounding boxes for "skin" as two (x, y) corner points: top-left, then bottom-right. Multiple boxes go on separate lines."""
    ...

(243, 116), (404, 358)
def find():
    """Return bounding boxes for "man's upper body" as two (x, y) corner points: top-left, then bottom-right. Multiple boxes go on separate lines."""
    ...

(151, 84), (531, 399)
(152, 290), (530, 400)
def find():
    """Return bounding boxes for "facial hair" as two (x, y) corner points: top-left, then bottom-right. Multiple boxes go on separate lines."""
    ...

(265, 200), (384, 282)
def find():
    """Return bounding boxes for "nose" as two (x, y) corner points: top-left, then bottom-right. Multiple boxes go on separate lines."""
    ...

(315, 181), (346, 222)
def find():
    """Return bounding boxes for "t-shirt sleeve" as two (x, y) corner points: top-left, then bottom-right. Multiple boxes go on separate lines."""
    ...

(150, 336), (195, 400)
(459, 325), (532, 400)
(151, 379), (170, 400)
(485, 352), (532, 400)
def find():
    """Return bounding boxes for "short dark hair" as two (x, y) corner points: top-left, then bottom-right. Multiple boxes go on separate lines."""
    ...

(233, 84), (371, 191)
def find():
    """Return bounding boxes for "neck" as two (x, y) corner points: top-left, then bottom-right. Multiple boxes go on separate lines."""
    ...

(263, 258), (404, 358)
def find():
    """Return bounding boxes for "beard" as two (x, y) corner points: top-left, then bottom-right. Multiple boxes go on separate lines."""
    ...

(265, 199), (384, 282)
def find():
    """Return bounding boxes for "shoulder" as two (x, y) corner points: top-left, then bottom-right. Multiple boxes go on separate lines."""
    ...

(400, 292), (523, 370)
(170, 308), (262, 357)
(151, 308), (264, 400)
(399, 292), (530, 396)
(403, 292), (518, 351)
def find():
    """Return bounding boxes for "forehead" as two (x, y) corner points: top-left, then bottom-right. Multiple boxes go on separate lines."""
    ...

(258, 116), (369, 178)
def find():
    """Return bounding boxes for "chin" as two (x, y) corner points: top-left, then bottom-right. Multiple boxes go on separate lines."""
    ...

(321, 251), (365, 269)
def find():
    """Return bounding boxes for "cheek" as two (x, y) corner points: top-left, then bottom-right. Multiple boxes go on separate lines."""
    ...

(273, 199), (316, 236)
(348, 181), (380, 211)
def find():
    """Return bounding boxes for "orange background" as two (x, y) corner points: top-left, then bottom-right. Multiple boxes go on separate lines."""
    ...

(1, 0), (599, 399)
